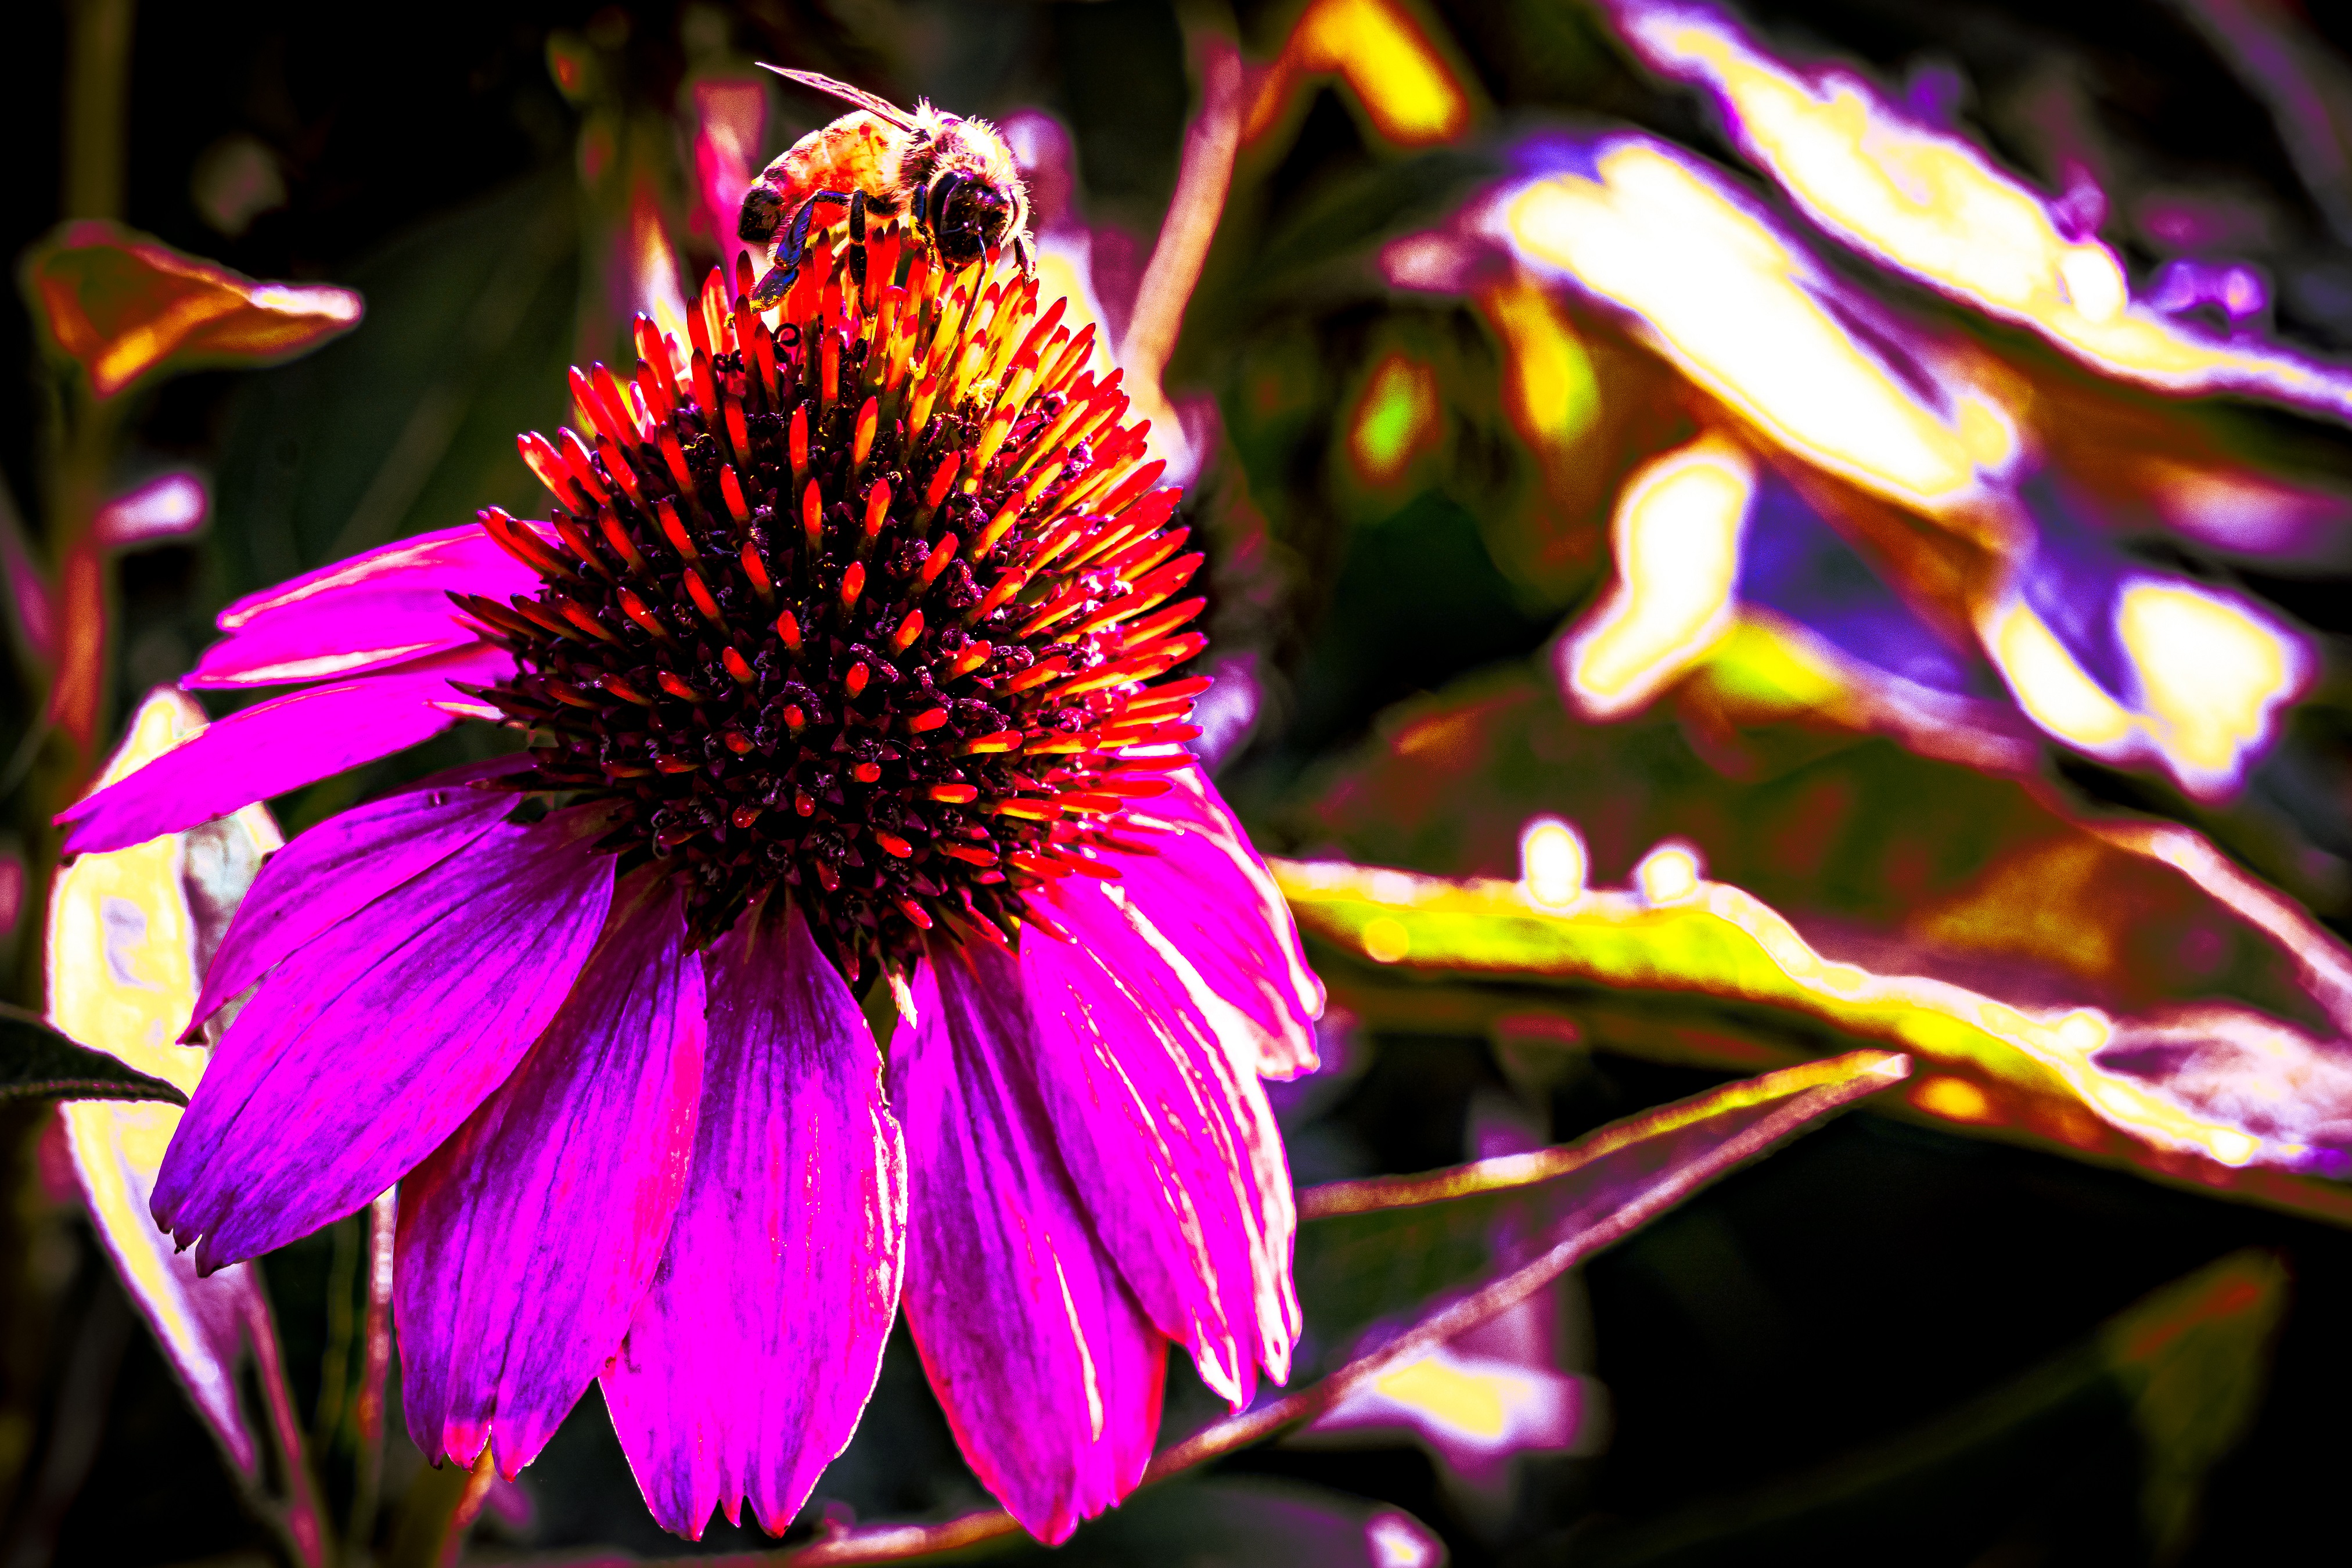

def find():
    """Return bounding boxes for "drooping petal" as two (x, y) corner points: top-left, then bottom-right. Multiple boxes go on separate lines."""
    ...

(215, 524), (535, 629)
(602, 897), (905, 1539)
(893, 949), (1167, 1545)
(1034, 879), (1303, 1396)
(57, 645), (516, 855)
(189, 602), (487, 690)
(191, 524), (542, 689)
(1114, 763), (1323, 1077)
(397, 871), (705, 1476)
(1012, 882), (1264, 1408)
(150, 808), (615, 1271)
(191, 761), (527, 1028)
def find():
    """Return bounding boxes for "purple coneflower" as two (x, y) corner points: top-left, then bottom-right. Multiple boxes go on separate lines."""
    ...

(60, 233), (1321, 1542)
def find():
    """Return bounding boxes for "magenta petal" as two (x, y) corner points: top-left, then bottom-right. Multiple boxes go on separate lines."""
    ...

(601, 898), (906, 1540)
(215, 523), (539, 630)
(397, 872), (705, 1476)
(189, 597), (486, 689)
(1114, 765), (1322, 1078)
(192, 762), (527, 1028)
(150, 808), (616, 1270)
(57, 645), (515, 855)
(893, 948), (1167, 1545)
(1031, 879), (1302, 1401)
(192, 522), (543, 689)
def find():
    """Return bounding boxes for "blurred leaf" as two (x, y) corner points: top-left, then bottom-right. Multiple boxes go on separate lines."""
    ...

(1273, 837), (2352, 1220)
(1297, 664), (2335, 1049)
(1290, 1051), (1907, 1380)
(2099, 1249), (2289, 1558)
(0, 1002), (186, 1105)
(1564, 1248), (2282, 1566)
(48, 688), (282, 1476)
(1611, 1), (2352, 415)
(21, 221), (362, 401)
(1245, 0), (1483, 153)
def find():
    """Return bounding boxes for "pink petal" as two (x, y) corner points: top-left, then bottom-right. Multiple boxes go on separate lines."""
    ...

(215, 523), (538, 630)
(150, 808), (615, 1271)
(602, 898), (905, 1539)
(397, 871), (705, 1476)
(1033, 879), (1303, 1398)
(893, 948), (1167, 1545)
(192, 761), (527, 1028)
(188, 598), (488, 689)
(57, 645), (515, 855)
(93, 470), (207, 548)
(1114, 764), (1323, 1078)
(1010, 883), (1263, 1408)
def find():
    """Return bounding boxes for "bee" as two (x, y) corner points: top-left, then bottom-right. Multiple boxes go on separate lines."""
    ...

(740, 67), (1034, 305)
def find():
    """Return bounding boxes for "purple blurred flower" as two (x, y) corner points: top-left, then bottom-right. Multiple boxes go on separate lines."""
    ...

(60, 241), (1321, 1543)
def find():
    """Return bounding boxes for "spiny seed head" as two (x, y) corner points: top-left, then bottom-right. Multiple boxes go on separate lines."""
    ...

(461, 232), (1207, 979)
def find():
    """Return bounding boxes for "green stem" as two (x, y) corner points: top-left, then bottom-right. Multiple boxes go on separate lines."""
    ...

(62, 0), (132, 222)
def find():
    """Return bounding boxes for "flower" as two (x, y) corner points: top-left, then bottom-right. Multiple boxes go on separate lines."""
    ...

(58, 232), (1323, 1542)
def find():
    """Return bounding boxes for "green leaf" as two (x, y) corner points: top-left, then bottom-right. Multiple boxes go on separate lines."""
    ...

(2099, 1249), (2289, 1557)
(1290, 1051), (1906, 1380)
(1275, 851), (2352, 1227)
(0, 1004), (188, 1106)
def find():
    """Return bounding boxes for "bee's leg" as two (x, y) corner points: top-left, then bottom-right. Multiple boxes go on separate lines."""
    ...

(752, 189), (856, 307)
(846, 189), (871, 292)
(1013, 233), (1037, 280)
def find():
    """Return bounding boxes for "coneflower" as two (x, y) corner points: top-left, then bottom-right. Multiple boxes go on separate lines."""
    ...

(59, 234), (1321, 1544)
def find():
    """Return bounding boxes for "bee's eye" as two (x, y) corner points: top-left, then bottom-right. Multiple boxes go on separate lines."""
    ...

(739, 187), (785, 244)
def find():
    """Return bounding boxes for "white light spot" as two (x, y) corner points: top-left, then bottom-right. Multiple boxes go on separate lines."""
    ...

(1635, 843), (1702, 904)
(1520, 817), (1588, 909)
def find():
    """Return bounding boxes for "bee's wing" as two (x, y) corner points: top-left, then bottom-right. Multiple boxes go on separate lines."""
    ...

(759, 66), (919, 131)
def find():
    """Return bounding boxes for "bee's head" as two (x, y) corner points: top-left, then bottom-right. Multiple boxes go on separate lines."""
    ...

(927, 172), (1018, 268)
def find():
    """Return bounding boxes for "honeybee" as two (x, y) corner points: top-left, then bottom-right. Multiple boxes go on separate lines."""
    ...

(741, 67), (1034, 305)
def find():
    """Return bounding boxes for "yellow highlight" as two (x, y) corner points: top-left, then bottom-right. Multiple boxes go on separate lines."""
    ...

(1372, 1354), (1517, 1441)
(1363, 915), (1412, 963)
(1482, 276), (1602, 456)
(49, 690), (282, 1473)
(1564, 434), (1751, 716)
(1347, 351), (1442, 489)
(1619, 8), (2352, 411)
(628, 179), (694, 357)
(1249, 0), (1474, 149)
(1499, 145), (1993, 513)
(1635, 843), (1703, 904)
(2116, 582), (2304, 797)
(1983, 582), (2307, 800)
(1985, 596), (2133, 750)
(1911, 1074), (1994, 1123)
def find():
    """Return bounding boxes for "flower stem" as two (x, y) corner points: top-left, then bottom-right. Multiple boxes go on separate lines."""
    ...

(348, 1189), (400, 1558)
